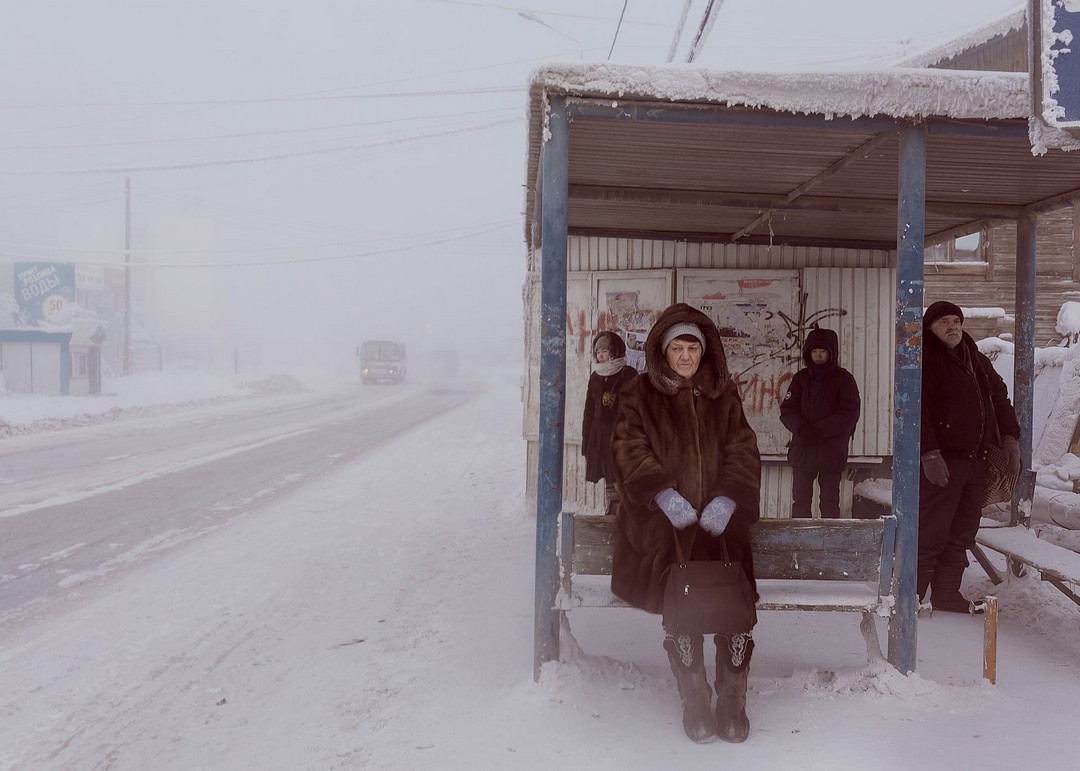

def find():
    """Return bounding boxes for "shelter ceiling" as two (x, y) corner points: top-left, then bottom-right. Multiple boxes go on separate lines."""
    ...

(525, 72), (1080, 252)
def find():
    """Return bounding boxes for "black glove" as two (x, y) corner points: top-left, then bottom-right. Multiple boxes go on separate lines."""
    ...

(921, 450), (950, 487)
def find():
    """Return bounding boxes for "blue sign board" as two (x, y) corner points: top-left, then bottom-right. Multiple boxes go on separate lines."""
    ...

(13, 262), (76, 325)
(1048, 1), (1080, 126)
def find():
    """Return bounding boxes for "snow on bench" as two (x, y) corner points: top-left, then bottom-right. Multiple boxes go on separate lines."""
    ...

(558, 513), (898, 658)
(976, 525), (1080, 605)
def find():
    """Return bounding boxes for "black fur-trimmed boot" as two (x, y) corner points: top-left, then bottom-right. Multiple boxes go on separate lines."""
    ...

(931, 565), (985, 615)
(663, 634), (716, 743)
(714, 632), (754, 743)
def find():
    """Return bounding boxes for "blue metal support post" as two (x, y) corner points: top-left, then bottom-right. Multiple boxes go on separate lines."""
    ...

(889, 122), (926, 674)
(1012, 212), (1037, 526)
(534, 95), (569, 681)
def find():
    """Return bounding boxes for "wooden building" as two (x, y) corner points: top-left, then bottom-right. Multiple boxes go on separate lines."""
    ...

(905, 8), (1080, 345)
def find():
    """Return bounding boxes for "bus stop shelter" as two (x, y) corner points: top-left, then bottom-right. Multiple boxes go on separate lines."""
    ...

(524, 62), (1080, 678)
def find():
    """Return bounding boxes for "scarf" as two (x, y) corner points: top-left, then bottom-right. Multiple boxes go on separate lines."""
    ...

(593, 357), (627, 377)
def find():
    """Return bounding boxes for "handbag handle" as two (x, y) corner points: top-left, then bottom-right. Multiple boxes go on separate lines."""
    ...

(672, 525), (732, 565)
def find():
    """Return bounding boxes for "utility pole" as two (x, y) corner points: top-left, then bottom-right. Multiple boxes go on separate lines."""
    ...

(123, 176), (132, 376)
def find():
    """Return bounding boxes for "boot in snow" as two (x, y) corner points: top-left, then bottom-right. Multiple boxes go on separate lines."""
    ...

(663, 634), (716, 743)
(931, 565), (985, 615)
(714, 632), (754, 743)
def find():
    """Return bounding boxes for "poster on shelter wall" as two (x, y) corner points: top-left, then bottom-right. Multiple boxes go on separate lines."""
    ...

(680, 270), (801, 455)
(596, 273), (671, 374)
(14, 262), (76, 325)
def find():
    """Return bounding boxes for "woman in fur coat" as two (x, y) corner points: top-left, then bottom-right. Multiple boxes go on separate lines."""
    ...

(611, 303), (761, 744)
(581, 331), (638, 515)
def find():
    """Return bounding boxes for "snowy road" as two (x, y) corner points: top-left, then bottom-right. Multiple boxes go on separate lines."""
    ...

(0, 382), (474, 618)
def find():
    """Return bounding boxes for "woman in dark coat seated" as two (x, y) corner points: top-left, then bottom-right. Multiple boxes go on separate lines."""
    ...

(611, 303), (761, 744)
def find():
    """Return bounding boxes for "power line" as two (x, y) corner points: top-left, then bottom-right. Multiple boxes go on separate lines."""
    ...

(0, 117), (522, 176)
(0, 85), (521, 111)
(0, 220), (518, 269)
(0, 219), (520, 256)
(667, 0), (694, 63)
(607, 0), (629, 60)
(0, 107), (521, 153)
(686, 0), (725, 64)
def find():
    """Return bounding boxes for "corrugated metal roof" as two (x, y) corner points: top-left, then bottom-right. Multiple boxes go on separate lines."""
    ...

(524, 62), (1080, 252)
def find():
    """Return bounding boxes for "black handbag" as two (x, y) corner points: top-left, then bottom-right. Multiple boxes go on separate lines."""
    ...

(661, 526), (757, 636)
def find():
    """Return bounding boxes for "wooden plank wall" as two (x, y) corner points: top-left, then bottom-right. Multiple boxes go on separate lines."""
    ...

(924, 207), (1078, 346)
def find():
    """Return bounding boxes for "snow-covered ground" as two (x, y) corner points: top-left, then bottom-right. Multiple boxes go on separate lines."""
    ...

(0, 366), (1078, 769)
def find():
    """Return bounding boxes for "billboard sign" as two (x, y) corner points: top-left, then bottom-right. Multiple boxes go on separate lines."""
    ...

(14, 262), (76, 325)
(1034, 0), (1080, 130)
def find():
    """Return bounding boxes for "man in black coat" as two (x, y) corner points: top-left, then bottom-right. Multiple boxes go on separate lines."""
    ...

(920, 301), (1021, 613)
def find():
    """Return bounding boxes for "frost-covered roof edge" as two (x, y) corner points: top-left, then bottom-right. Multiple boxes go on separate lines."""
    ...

(528, 62), (1029, 122)
(897, 6), (1027, 69)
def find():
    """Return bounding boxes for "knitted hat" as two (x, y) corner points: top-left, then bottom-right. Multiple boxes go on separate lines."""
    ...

(661, 322), (706, 353)
(923, 301), (964, 327)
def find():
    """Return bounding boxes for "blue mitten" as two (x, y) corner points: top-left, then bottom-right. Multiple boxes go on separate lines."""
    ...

(700, 496), (736, 536)
(654, 487), (698, 530)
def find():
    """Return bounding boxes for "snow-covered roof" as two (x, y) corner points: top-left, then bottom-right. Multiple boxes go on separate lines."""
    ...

(523, 59), (1080, 253)
(897, 7), (1027, 70)
(528, 61), (1030, 122)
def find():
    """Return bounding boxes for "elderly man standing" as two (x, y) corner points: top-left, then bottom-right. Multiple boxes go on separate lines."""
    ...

(919, 301), (1021, 613)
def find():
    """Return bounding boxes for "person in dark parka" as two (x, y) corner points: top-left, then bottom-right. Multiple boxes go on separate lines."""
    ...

(779, 327), (861, 518)
(581, 331), (638, 515)
(920, 301), (1021, 613)
(611, 303), (761, 745)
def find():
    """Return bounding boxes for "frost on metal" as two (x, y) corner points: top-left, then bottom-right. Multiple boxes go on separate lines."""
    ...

(528, 61), (1028, 123)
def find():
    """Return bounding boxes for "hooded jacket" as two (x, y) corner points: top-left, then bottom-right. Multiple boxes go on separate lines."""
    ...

(581, 331), (638, 483)
(779, 327), (861, 471)
(921, 325), (1019, 458)
(610, 303), (761, 613)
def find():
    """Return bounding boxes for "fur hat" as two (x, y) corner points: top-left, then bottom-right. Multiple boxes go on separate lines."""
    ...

(923, 301), (964, 328)
(661, 322), (706, 353)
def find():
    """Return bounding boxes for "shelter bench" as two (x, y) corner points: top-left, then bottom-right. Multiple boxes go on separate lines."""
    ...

(558, 513), (897, 659)
(974, 525), (1080, 607)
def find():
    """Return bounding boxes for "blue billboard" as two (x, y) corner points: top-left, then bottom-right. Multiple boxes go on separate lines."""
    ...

(1049, 1), (1080, 126)
(14, 262), (76, 325)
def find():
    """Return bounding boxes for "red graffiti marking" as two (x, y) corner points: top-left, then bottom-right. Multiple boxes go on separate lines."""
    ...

(734, 371), (793, 415)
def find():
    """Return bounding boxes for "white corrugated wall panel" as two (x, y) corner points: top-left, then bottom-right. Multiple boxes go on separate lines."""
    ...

(802, 268), (895, 457)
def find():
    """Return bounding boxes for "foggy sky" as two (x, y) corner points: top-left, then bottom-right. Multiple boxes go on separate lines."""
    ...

(0, 0), (1022, 373)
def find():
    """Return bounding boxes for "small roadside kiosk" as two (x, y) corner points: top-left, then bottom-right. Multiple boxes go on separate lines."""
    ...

(524, 56), (1080, 680)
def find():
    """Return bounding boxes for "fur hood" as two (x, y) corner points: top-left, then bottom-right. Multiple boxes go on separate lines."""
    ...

(644, 303), (732, 397)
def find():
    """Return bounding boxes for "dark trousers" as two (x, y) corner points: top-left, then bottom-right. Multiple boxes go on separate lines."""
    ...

(791, 467), (843, 518)
(918, 455), (986, 573)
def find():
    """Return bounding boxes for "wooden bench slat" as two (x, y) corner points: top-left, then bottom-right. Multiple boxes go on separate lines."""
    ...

(569, 515), (885, 582)
(976, 526), (1080, 586)
(560, 512), (896, 617)
(558, 576), (882, 613)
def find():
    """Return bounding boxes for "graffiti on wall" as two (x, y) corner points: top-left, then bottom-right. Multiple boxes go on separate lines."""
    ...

(565, 290), (660, 373)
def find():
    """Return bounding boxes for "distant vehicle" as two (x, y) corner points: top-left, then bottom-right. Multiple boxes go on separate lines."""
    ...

(359, 340), (407, 384)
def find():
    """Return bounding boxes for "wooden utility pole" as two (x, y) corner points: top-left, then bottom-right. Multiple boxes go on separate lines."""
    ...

(123, 176), (132, 376)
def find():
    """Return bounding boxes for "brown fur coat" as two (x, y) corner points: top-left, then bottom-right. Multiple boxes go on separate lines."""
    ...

(610, 303), (761, 614)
